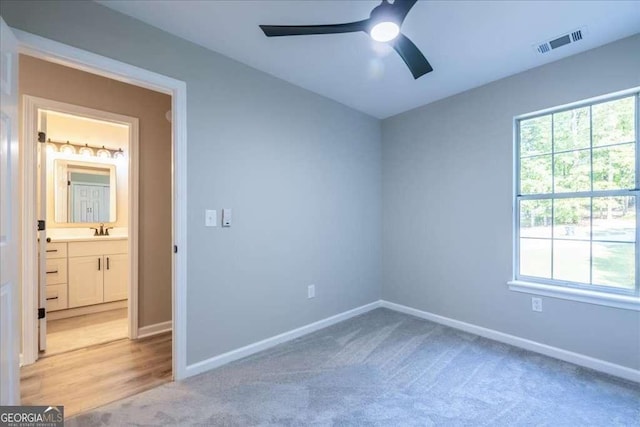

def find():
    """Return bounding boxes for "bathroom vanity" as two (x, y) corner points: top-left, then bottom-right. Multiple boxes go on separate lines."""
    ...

(45, 235), (128, 312)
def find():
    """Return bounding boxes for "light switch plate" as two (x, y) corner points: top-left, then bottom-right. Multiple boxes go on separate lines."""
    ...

(222, 209), (232, 227)
(205, 210), (217, 227)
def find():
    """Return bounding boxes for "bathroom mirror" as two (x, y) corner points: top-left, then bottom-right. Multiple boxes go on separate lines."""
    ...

(54, 159), (117, 223)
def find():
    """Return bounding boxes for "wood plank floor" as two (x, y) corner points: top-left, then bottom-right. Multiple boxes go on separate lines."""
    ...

(21, 332), (172, 417)
(45, 308), (128, 356)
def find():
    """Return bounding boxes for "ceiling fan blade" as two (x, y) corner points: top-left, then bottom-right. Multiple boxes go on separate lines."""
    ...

(392, 33), (433, 79)
(391, 0), (418, 24)
(260, 20), (369, 37)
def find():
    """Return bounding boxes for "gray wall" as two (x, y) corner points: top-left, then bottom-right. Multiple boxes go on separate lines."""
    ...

(1, 1), (381, 365)
(382, 34), (640, 370)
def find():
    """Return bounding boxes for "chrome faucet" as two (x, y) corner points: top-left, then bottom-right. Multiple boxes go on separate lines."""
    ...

(90, 223), (114, 236)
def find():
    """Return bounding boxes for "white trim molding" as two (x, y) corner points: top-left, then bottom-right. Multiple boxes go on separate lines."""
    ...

(185, 301), (382, 378)
(15, 28), (188, 382)
(380, 300), (640, 383)
(508, 280), (640, 311)
(138, 320), (173, 339)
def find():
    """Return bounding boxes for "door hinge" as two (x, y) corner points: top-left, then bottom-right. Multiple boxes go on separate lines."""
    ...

(174, 245), (178, 254)
(37, 220), (46, 231)
(38, 308), (46, 319)
(38, 132), (46, 143)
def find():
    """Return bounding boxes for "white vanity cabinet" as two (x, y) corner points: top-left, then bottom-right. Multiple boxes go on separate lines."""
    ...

(103, 253), (128, 302)
(67, 239), (128, 308)
(68, 255), (103, 307)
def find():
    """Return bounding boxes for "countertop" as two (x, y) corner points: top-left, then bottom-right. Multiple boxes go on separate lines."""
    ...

(46, 235), (128, 243)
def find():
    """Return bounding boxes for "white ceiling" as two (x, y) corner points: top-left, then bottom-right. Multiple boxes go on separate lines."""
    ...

(97, 0), (640, 119)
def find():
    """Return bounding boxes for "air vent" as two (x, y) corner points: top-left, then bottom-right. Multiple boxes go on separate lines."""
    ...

(534, 27), (587, 54)
(537, 43), (550, 54)
(571, 30), (583, 42)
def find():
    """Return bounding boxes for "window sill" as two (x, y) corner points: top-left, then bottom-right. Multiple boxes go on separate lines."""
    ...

(507, 280), (640, 311)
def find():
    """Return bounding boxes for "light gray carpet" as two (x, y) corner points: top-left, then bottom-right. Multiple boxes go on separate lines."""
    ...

(69, 308), (639, 426)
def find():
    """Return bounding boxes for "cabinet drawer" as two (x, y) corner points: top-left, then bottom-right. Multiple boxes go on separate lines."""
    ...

(46, 284), (68, 312)
(45, 259), (67, 285)
(68, 240), (128, 257)
(46, 242), (68, 259)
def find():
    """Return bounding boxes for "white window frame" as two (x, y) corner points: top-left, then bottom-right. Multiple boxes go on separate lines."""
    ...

(509, 88), (640, 311)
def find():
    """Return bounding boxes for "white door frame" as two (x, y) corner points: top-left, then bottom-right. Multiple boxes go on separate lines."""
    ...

(14, 29), (188, 386)
(22, 96), (140, 363)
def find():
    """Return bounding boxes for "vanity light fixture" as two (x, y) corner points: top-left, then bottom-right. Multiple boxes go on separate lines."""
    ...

(46, 138), (124, 159)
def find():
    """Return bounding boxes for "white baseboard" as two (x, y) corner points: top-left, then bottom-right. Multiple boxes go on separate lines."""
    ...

(137, 320), (173, 339)
(380, 300), (640, 383)
(185, 301), (382, 378)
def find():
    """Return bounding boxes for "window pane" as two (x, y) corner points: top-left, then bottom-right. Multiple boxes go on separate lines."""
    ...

(520, 238), (551, 278)
(592, 97), (635, 147)
(554, 149), (590, 193)
(592, 196), (636, 242)
(553, 240), (590, 283)
(553, 107), (590, 151)
(592, 242), (635, 289)
(592, 143), (635, 191)
(520, 200), (552, 238)
(520, 115), (552, 156)
(521, 155), (552, 194)
(553, 198), (591, 240)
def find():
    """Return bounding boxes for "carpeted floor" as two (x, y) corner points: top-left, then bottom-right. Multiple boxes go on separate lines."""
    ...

(69, 308), (639, 426)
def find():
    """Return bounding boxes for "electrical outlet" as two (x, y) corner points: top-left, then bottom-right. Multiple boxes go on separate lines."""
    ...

(532, 297), (543, 312)
(308, 284), (315, 299)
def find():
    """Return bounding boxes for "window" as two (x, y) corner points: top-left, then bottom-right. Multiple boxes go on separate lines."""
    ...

(515, 92), (639, 297)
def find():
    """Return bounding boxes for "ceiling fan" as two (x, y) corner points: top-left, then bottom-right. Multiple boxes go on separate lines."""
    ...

(259, 0), (432, 80)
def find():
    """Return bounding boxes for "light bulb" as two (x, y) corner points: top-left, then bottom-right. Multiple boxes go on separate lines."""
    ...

(46, 142), (58, 154)
(370, 21), (399, 42)
(113, 149), (125, 159)
(79, 144), (94, 157)
(97, 146), (111, 158)
(60, 143), (76, 155)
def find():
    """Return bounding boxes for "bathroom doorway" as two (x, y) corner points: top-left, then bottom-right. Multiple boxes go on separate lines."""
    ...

(18, 54), (175, 416)
(33, 104), (135, 357)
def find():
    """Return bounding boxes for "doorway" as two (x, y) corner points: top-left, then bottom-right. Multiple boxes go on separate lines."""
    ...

(22, 90), (145, 361)
(0, 24), (187, 407)
(15, 50), (179, 415)
(31, 104), (136, 357)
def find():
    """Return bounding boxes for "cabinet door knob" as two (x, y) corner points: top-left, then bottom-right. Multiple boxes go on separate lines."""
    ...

(98, 257), (101, 271)
(107, 257), (110, 270)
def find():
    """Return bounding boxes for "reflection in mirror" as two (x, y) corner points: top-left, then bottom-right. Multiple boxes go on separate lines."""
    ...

(54, 160), (117, 223)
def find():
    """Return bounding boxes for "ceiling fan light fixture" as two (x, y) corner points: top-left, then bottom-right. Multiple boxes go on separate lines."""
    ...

(259, 0), (433, 79)
(370, 21), (400, 42)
